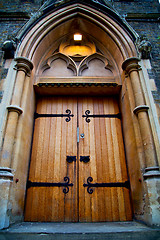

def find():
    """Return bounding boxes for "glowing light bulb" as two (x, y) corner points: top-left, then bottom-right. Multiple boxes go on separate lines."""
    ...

(74, 34), (82, 41)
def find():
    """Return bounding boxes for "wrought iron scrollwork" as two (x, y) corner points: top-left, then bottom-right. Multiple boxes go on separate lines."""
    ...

(84, 177), (94, 194)
(83, 177), (130, 194)
(34, 109), (74, 122)
(82, 110), (121, 123)
(27, 176), (73, 194)
(63, 177), (73, 194)
(83, 110), (91, 123)
(65, 109), (74, 122)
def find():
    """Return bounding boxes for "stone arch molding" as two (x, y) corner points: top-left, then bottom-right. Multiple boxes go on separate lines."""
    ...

(16, 2), (138, 66)
(1, 0), (160, 230)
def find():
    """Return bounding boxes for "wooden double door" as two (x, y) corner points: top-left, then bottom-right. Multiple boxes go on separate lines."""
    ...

(25, 96), (132, 222)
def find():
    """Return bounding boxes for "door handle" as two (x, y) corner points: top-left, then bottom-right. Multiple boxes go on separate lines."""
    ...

(80, 156), (90, 163)
(66, 156), (76, 163)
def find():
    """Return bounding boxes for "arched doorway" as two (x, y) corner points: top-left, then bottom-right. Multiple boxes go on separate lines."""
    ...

(24, 33), (133, 221)
(0, 1), (159, 227)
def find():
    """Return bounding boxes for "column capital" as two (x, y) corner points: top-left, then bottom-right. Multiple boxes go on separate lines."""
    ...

(122, 57), (141, 74)
(14, 57), (33, 75)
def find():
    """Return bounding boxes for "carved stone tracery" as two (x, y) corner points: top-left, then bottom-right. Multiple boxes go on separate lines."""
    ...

(39, 37), (114, 78)
(41, 52), (77, 76)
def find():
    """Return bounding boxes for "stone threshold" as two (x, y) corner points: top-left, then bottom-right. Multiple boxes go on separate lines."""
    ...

(0, 221), (160, 240)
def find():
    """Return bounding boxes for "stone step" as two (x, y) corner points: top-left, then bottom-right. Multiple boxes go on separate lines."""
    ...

(0, 222), (160, 240)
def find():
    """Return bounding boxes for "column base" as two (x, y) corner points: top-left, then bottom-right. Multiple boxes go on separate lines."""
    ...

(143, 167), (160, 226)
(143, 166), (160, 179)
(0, 167), (13, 229)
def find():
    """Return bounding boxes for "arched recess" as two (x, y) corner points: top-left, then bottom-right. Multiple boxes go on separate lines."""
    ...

(2, 1), (159, 226)
(40, 52), (77, 76)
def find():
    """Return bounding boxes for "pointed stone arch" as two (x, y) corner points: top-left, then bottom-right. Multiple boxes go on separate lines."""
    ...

(0, 0), (160, 229)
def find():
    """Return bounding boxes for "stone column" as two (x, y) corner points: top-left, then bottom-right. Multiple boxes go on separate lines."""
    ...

(122, 57), (160, 226)
(0, 57), (33, 168)
(0, 57), (33, 229)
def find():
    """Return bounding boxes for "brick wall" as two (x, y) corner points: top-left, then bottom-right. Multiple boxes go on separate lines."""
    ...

(0, 0), (41, 102)
(0, 21), (26, 102)
(129, 21), (160, 94)
(0, 0), (41, 12)
(112, 0), (159, 15)
(112, 0), (160, 98)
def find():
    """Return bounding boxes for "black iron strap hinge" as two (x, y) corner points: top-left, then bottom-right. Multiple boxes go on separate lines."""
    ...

(83, 177), (130, 194)
(34, 109), (74, 122)
(27, 177), (73, 194)
(82, 110), (121, 123)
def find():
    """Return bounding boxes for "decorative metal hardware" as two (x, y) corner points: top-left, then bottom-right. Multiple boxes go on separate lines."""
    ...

(27, 177), (73, 194)
(66, 156), (76, 163)
(83, 177), (130, 194)
(82, 110), (121, 123)
(34, 109), (74, 122)
(80, 156), (90, 163)
(80, 133), (85, 139)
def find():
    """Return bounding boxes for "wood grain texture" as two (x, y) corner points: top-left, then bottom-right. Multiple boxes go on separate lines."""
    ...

(25, 97), (78, 222)
(25, 96), (132, 222)
(78, 97), (132, 222)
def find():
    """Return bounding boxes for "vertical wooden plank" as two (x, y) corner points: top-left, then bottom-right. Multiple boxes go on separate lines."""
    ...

(85, 97), (94, 222)
(59, 98), (67, 222)
(88, 97), (99, 222)
(72, 97), (78, 222)
(41, 98), (51, 221)
(123, 188), (133, 220)
(78, 97), (86, 222)
(24, 188), (33, 221)
(48, 97), (57, 221)
(104, 98), (116, 221)
(92, 98), (103, 222)
(113, 97), (132, 221)
(54, 97), (63, 221)
(64, 97), (78, 222)
(99, 98), (112, 221)
(108, 97), (120, 221)
(79, 97), (93, 222)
